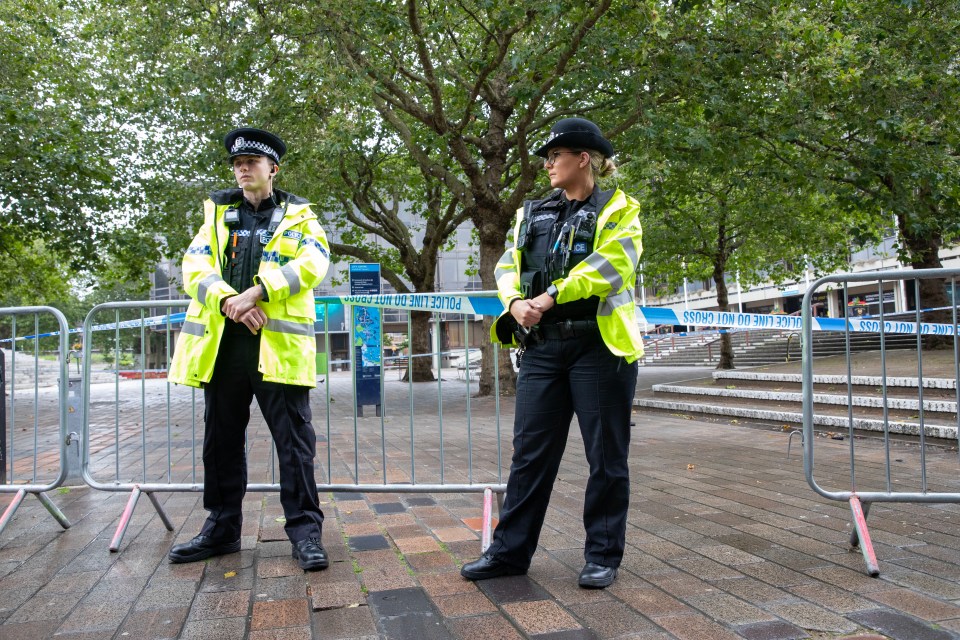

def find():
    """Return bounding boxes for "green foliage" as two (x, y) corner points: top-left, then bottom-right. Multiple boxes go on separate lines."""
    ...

(0, 0), (190, 301)
(301, 0), (660, 269)
(621, 0), (959, 297)
(3, 0), (957, 322)
(0, 239), (74, 307)
(0, 0), (123, 269)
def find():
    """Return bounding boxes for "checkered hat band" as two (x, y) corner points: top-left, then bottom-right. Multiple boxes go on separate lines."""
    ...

(230, 137), (279, 163)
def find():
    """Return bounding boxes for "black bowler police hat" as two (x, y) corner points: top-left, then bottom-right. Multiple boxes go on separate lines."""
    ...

(224, 127), (287, 165)
(534, 117), (614, 158)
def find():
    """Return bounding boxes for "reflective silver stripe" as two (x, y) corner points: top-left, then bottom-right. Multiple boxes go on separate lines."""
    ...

(181, 320), (206, 336)
(264, 319), (314, 336)
(583, 238), (638, 291)
(280, 265), (301, 295)
(197, 274), (222, 306)
(583, 252), (623, 291)
(618, 236), (639, 271)
(494, 249), (515, 281)
(599, 289), (634, 317)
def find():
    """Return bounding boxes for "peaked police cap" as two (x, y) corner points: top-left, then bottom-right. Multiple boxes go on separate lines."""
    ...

(224, 127), (287, 165)
(534, 117), (614, 158)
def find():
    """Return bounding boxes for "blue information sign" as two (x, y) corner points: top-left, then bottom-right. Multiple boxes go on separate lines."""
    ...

(349, 263), (382, 294)
(349, 264), (382, 416)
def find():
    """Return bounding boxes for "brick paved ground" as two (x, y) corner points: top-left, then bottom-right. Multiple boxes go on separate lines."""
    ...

(2, 366), (960, 639)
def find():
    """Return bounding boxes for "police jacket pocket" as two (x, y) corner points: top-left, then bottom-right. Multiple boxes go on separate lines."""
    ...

(285, 296), (313, 319)
(278, 236), (299, 258)
(284, 387), (313, 424)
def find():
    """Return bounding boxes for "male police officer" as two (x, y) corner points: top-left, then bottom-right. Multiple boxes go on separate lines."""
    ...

(168, 128), (331, 570)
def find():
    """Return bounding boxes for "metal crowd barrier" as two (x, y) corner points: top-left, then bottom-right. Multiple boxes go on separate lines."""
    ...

(801, 268), (960, 576)
(0, 306), (72, 535)
(81, 295), (508, 551)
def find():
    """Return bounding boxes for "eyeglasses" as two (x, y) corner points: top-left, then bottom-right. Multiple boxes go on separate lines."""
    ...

(543, 150), (582, 166)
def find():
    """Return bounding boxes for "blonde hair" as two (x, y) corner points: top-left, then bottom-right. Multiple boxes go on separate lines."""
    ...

(586, 149), (616, 181)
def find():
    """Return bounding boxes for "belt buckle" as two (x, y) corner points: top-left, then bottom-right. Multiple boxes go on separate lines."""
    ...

(560, 319), (574, 339)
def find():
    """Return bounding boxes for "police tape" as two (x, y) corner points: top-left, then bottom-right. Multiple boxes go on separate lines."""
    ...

(330, 295), (956, 337)
(322, 293), (504, 317)
(638, 307), (957, 337)
(2, 295), (956, 341)
(0, 313), (187, 342)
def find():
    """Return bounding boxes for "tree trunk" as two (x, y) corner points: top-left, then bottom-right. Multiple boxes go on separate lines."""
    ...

(897, 216), (951, 349)
(404, 310), (436, 382)
(713, 263), (735, 370)
(476, 216), (516, 396)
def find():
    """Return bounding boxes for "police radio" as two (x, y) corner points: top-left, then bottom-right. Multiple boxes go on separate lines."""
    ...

(547, 210), (597, 280)
(262, 204), (287, 245)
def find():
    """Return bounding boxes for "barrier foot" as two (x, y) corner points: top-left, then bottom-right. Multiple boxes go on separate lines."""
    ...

(481, 488), (493, 553)
(110, 485), (142, 553)
(786, 429), (803, 460)
(849, 497), (879, 577)
(146, 491), (174, 532)
(36, 491), (72, 529)
(0, 489), (27, 536)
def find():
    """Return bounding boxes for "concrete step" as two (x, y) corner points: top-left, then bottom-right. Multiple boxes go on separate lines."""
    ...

(713, 370), (958, 390)
(633, 396), (959, 440)
(645, 329), (919, 367)
(651, 383), (958, 414)
(3, 350), (130, 389)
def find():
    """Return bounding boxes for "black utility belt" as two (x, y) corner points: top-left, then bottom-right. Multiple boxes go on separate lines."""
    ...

(533, 319), (599, 340)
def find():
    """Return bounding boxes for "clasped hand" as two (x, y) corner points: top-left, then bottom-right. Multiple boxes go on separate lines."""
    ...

(510, 292), (555, 327)
(221, 286), (268, 334)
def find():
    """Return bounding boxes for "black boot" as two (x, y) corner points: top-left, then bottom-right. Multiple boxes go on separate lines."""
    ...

(292, 537), (329, 571)
(168, 535), (240, 564)
(578, 562), (617, 588)
(460, 554), (527, 580)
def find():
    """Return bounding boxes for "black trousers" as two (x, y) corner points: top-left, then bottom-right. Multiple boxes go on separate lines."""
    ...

(200, 331), (324, 543)
(486, 328), (638, 569)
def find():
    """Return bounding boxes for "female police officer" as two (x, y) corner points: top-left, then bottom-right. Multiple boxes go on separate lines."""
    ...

(461, 118), (643, 588)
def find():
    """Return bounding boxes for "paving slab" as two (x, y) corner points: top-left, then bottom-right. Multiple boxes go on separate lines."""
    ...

(849, 609), (957, 640)
(2, 367), (960, 638)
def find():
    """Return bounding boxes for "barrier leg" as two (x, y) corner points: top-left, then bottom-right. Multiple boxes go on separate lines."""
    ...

(146, 491), (175, 532)
(36, 491), (71, 529)
(0, 490), (72, 535)
(849, 497), (879, 577)
(110, 485), (142, 552)
(0, 488), (27, 535)
(481, 487), (493, 553)
(849, 499), (870, 548)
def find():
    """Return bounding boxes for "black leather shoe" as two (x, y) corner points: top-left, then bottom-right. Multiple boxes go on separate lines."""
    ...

(292, 537), (329, 571)
(168, 534), (240, 564)
(578, 562), (617, 588)
(460, 554), (526, 580)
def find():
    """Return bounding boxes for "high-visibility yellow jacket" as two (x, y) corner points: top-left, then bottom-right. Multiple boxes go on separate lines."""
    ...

(491, 187), (644, 362)
(169, 190), (330, 388)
